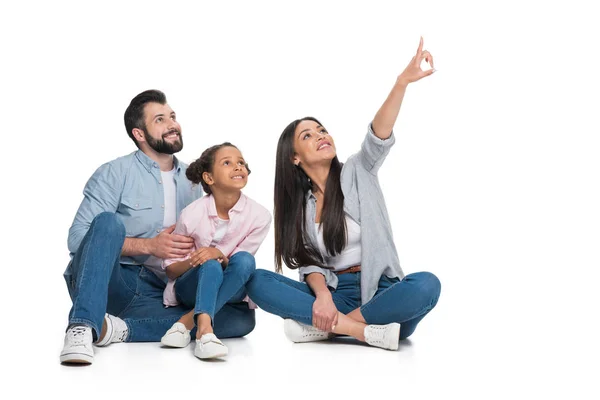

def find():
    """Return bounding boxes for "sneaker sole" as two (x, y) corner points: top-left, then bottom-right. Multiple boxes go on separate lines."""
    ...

(161, 334), (191, 348)
(194, 349), (228, 359)
(60, 352), (93, 364)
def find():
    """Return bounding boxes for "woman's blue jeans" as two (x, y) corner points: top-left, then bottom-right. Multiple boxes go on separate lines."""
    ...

(63, 212), (255, 342)
(246, 269), (441, 340)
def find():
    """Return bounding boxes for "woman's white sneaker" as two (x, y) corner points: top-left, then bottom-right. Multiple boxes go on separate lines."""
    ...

(60, 325), (94, 364)
(364, 323), (401, 350)
(194, 333), (228, 359)
(283, 319), (334, 343)
(161, 322), (191, 348)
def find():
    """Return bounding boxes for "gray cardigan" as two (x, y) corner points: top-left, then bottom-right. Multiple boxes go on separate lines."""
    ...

(299, 124), (405, 304)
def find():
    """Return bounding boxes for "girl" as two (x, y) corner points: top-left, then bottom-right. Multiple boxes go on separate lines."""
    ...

(160, 142), (271, 359)
(246, 38), (441, 350)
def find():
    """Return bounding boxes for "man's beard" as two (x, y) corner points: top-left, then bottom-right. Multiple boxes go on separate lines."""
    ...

(143, 128), (183, 155)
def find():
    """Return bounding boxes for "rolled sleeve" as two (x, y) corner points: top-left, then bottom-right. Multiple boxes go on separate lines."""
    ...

(298, 265), (339, 289)
(358, 123), (396, 175)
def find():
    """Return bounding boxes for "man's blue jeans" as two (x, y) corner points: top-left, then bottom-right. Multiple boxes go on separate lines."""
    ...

(174, 251), (256, 323)
(246, 269), (441, 340)
(63, 212), (255, 342)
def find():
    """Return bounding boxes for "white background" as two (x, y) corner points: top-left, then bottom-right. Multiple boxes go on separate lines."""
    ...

(2, 0), (599, 398)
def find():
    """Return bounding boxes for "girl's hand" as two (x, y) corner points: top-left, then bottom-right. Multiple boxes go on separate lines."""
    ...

(188, 247), (224, 267)
(312, 294), (339, 332)
(397, 36), (435, 86)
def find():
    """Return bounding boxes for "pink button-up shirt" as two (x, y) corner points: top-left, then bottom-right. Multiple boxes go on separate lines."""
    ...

(162, 193), (271, 307)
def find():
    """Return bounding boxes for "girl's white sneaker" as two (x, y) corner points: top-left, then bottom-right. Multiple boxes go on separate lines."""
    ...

(161, 322), (191, 348)
(195, 333), (228, 359)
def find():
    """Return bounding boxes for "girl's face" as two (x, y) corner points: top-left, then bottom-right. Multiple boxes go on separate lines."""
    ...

(203, 146), (249, 192)
(292, 119), (337, 168)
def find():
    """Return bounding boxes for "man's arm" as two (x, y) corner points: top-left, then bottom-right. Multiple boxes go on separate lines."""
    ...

(68, 163), (122, 254)
(68, 161), (194, 259)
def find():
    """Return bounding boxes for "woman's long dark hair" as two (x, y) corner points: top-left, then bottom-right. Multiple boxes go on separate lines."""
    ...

(274, 117), (347, 273)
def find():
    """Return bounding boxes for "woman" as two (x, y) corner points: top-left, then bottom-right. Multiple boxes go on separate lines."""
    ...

(246, 38), (441, 350)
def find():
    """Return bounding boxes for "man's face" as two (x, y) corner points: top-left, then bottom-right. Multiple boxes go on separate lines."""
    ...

(139, 102), (183, 154)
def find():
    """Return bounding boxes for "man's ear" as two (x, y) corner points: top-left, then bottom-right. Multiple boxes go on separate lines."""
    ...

(132, 128), (145, 143)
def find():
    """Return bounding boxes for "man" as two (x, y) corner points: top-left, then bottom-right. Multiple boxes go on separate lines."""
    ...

(61, 90), (256, 364)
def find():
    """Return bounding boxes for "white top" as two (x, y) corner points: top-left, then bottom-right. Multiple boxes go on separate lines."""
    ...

(210, 218), (230, 247)
(145, 168), (177, 273)
(316, 215), (362, 271)
(161, 169), (178, 227)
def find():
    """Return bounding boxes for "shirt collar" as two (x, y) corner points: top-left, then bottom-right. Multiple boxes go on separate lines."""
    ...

(207, 193), (248, 218)
(135, 150), (181, 173)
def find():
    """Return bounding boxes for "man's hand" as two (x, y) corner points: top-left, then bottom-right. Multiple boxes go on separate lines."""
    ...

(188, 247), (224, 267)
(148, 225), (195, 259)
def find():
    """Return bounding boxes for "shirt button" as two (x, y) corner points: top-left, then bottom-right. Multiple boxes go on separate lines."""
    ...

(135, 204), (138, 208)
(161, 204), (165, 208)
(159, 180), (163, 184)
(156, 229), (160, 233)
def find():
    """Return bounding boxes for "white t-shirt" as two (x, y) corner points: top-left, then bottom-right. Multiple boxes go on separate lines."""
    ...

(210, 218), (230, 247)
(145, 168), (178, 275)
(316, 215), (362, 271)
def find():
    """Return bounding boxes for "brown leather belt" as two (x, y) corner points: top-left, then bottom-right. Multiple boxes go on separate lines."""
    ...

(334, 265), (361, 275)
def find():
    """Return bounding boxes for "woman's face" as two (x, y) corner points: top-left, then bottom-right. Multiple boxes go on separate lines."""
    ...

(292, 119), (337, 168)
(203, 146), (249, 192)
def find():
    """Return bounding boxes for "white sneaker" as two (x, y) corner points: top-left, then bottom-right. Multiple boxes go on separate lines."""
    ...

(364, 323), (401, 350)
(60, 325), (94, 364)
(95, 314), (128, 347)
(283, 319), (334, 343)
(194, 333), (228, 359)
(161, 322), (191, 348)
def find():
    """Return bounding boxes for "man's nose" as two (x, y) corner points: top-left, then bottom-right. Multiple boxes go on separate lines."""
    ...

(168, 119), (179, 130)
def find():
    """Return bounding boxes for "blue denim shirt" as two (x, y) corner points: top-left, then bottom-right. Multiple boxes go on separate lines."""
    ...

(298, 124), (405, 304)
(68, 150), (203, 266)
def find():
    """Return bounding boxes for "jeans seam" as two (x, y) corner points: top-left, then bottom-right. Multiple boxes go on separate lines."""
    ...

(124, 316), (185, 342)
(71, 220), (98, 330)
(115, 294), (139, 319)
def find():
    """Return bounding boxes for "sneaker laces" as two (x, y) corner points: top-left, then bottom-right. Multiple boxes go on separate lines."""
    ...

(68, 326), (89, 345)
(365, 325), (387, 344)
(114, 329), (128, 343)
(301, 323), (329, 338)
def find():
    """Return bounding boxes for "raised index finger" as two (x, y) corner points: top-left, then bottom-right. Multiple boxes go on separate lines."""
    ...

(417, 36), (424, 57)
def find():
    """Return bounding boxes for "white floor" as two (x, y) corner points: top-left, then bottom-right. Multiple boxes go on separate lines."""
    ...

(10, 279), (596, 399)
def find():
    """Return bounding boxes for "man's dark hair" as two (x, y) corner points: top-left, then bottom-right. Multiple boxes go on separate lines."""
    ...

(124, 90), (167, 147)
